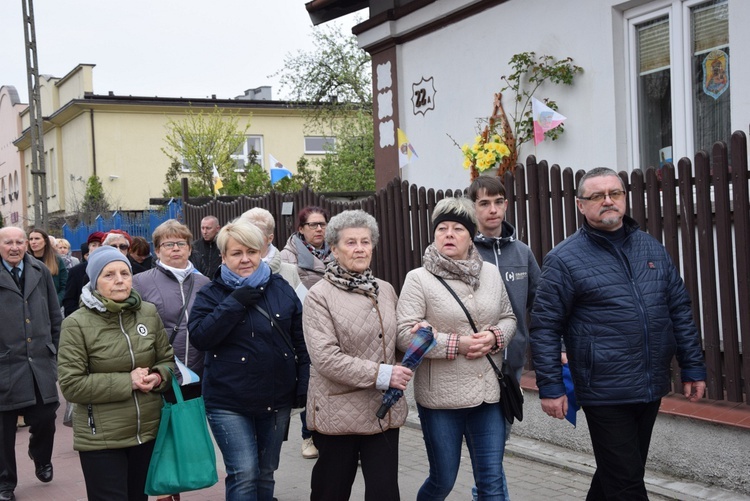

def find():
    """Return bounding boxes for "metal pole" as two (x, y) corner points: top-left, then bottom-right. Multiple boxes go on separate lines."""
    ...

(22, 0), (48, 230)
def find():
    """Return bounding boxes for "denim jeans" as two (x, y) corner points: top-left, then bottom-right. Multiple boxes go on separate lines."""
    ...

(207, 407), (291, 501)
(300, 409), (312, 440)
(417, 402), (507, 501)
(472, 365), (521, 501)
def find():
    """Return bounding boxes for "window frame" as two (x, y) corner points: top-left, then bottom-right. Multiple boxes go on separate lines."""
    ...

(232, 135), (264, 171)
(304, 136), (336, 155)
(624, 0), (726, 170)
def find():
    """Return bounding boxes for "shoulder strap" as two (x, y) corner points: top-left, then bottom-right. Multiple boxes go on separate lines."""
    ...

(169, 277), (195, 345)
(433, 274), (504, 378)
(253, 304), (296, 357)
(433, 275), (478, 333)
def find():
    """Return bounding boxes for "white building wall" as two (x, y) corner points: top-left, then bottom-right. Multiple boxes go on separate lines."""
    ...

(361, 0), (748, 190)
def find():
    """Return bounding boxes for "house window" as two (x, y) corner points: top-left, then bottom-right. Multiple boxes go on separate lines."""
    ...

(232, 136), (263, 170)
(627, 0), (729, 170)
(304, 136), (336, 154)
(1, 177), (6, 205)
(690, 1), (730, 155)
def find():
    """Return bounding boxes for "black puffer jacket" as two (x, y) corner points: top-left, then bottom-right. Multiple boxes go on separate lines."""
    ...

(189, 238), (221, 278)
(188, 273), (309, 414)
(530, 216), (706, 406)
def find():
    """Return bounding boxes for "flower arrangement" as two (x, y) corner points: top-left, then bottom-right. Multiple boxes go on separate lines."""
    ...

(448, 92), (515, 180)
(461, 131), (511, 173)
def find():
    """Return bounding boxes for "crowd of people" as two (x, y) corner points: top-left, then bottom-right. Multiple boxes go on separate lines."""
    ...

(0, 169), (707, 501)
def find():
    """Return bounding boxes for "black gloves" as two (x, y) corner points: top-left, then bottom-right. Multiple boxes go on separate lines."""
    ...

(230, 286), (263, 307)
(294, 394), (307, 409)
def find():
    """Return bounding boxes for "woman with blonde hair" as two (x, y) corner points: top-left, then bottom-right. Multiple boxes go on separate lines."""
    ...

(55, 237), (80, 270)
(189, 220), (309, 500)
(240, 207), (301, 288)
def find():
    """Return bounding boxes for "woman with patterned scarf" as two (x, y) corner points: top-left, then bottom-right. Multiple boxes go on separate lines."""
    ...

(280, 206), (335, 290)
(279, 205), (334, 460)
(303, 210), (415, 501)
(397, 197), (517, 501)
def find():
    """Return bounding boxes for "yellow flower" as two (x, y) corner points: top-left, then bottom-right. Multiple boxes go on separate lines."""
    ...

(459, 126), (509, 171)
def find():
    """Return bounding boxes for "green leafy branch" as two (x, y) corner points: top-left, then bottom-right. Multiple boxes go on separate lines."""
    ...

(501, 52), (583, 152)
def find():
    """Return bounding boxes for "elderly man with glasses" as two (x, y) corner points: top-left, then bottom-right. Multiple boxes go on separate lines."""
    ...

(530, 167), (707, 501)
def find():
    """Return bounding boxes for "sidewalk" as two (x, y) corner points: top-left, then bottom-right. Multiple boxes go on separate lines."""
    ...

(10, 407), (749, 500)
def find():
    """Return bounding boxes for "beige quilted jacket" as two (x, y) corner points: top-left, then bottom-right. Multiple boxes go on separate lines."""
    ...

(303, 278), (407, 435)
(396, 265), (516, 409)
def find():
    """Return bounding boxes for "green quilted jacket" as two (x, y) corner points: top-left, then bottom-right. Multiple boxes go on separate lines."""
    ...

(58, 292), (174, 452)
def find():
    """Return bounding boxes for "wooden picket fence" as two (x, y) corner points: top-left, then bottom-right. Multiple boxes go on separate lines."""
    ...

(182, 131), (750, 405)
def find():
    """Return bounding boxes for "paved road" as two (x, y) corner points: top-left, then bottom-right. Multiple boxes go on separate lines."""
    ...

(10, 407), (748, 500)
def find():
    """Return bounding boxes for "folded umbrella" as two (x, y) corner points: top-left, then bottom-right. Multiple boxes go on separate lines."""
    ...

(376, 326), (436, 419)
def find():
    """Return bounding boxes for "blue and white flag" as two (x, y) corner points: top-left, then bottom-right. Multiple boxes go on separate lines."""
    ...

(269, 154), (293, 185)
(175, 357), (200, 385)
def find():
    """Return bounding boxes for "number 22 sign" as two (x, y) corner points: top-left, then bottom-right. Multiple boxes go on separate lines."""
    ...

(412, 77), (436, 116)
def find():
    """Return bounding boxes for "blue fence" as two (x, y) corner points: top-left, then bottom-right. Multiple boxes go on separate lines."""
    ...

(62, 199), (182, 253)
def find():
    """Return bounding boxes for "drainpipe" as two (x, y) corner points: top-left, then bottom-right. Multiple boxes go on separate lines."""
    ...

(90, 110), (97, 176)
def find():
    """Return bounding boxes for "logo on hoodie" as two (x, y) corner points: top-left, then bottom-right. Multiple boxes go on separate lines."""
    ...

(136, 324), (149, 336)
(505, 271), (528, 283)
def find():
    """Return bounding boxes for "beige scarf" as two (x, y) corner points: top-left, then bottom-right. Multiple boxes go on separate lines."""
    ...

(422, 243), (483, 290)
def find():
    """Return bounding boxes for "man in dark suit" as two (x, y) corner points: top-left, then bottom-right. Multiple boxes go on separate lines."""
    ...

(0, 227), (62, 501)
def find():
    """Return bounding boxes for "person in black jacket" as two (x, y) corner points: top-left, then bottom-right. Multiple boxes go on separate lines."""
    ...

(189, 216), (221, 278)
(62, 232), (105, 317)
(530, 167), (707, 500)
(189, 220), (309, 501)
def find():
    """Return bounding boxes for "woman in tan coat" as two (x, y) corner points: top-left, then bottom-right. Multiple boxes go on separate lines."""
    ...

(303, 210), (413, 501)
(397, 197), (516, 501)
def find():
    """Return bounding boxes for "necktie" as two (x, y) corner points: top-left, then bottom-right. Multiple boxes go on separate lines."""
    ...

(10, 267), (22, 291)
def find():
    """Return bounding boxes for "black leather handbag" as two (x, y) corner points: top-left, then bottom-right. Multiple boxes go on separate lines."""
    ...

(434, 275), (524, 423)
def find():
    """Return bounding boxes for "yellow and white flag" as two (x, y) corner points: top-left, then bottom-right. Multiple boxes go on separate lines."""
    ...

(212, 165), (223, 193)
(397, 128), (419, 168)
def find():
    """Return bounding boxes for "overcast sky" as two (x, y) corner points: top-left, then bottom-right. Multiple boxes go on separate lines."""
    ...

(0, 0), (363, 104)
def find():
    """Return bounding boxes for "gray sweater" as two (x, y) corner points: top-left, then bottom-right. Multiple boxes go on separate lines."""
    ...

(132, 264), (210, 381)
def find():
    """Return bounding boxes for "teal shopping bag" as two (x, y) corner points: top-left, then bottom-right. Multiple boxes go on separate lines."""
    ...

(145, 371), (218, 495)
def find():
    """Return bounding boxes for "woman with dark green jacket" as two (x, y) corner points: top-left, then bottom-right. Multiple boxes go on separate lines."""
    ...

(59, 246), (174, 501)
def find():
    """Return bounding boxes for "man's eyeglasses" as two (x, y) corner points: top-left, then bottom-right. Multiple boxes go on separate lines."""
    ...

(160, 241), (189, 249)
(110, 244), (130, 251)
(578, 190), (626, 203)
(303, 222), (327, 229)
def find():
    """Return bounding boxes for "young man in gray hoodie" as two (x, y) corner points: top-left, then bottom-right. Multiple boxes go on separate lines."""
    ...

(469, 176), (540, 384)
(469, 176), (541, 500)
